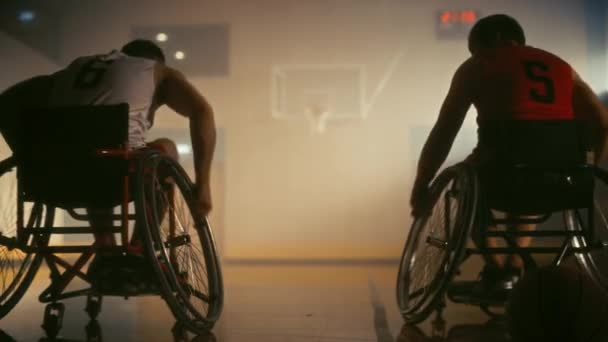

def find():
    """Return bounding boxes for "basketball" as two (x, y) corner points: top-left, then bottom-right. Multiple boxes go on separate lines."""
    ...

(506, 265), (608, 342)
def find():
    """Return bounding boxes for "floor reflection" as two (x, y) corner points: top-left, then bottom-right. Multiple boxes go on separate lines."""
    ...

(0, 321), (217, 342)
(1, 258), (518, 341)
(397, 318), (511, 342)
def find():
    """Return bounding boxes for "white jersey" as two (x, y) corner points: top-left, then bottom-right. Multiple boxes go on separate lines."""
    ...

(49, 50), (157, 147)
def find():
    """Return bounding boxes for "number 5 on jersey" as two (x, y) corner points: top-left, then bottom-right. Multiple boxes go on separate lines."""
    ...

(523, 61), (556, 104)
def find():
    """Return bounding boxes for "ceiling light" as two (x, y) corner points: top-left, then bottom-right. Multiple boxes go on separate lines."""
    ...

(18, 10), (36, 23)
(174, 51), (185, 60)
(177, 144), (192, 155)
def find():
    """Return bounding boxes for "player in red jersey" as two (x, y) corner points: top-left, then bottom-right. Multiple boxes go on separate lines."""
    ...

(410, 14), (608, 298)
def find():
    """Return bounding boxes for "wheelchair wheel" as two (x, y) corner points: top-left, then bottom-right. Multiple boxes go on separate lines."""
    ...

(564, 209), (608, 288)
(397, 163), (477, 324)
(136, 152), (223, 333)
(0, 167), (54, 318)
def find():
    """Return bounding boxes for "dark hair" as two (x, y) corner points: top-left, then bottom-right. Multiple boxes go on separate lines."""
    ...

(468, 14), (526, 54)
(121, 39), (165, 63)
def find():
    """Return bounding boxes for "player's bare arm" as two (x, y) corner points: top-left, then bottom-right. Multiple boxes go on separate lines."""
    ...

(155, 64), (217, 214)
(411, 58), (476, 215)
(572, 71), (608, 162)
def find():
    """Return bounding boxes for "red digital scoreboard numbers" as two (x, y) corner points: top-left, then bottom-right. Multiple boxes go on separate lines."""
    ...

(436, 9), (480, 39)
(440, 10), (478, 25)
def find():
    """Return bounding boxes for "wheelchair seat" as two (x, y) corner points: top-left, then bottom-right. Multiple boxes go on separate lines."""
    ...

(18, 104), (129, 208)
(476, 119), (594, 214)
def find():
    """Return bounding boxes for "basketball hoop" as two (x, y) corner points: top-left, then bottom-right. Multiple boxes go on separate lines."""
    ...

(305, 104), (330, 134)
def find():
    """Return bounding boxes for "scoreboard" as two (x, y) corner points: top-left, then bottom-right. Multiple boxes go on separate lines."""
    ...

(436, 9), (480, 39)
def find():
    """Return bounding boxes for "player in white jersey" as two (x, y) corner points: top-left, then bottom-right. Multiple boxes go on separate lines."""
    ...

(50, 50), (156, 148)
(0, 40), (216, 289)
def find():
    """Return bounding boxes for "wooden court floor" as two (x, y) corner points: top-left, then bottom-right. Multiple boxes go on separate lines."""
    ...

(0, 255), (515, 341)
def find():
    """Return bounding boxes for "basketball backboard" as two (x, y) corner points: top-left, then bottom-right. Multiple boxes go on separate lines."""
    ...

(271, 64), (366, 133)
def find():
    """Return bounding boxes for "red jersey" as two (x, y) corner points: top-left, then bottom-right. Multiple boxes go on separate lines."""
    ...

(474, 46), (574, 121)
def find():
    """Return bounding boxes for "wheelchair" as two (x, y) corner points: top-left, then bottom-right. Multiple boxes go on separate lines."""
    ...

(397, 119), (608, 324)
(0, 104), (223, 338)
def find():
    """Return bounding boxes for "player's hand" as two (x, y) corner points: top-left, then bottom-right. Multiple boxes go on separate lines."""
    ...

(194, 183), (212, 217)
(410, 181), (431, 218)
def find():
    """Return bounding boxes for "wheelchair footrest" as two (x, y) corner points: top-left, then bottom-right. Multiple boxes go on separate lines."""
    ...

(88, 254), (161, 297)
(447, 280), (509, 307)
(93, 286), (161, 298)
(90, 275), (162, 297)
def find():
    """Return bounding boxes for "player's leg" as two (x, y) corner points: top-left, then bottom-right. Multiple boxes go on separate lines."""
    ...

(474, 223), (511, 293)
(86, 207), (122, 289)
(468, 152), (519, 298)
(483, 223), (507, 269)
(130, 138), (178, 249)
(480, 214), (537, 271)
(475, 214), (534, 299)
(146, 137), (179, 161)
(467, 151), (508, 274)
(87, 207), (116, 250)
(506, 217), (537, 271)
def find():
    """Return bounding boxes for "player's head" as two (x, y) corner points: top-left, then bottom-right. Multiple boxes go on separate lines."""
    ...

(468, 14), (526, 55)
(121, 39), (165, 64)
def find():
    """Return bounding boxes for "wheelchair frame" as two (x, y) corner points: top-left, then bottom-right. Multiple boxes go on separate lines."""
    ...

(397, 162), (608, 324)
(0, 105), (223, 338)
